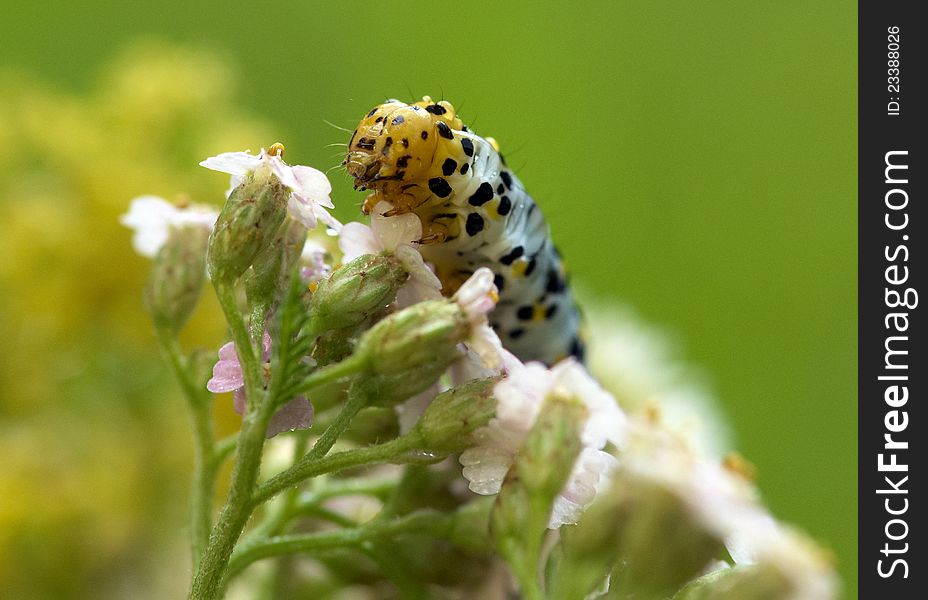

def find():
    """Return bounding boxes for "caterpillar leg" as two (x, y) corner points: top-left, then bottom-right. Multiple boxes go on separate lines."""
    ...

(417, 232), (447, 245)
(362, 190), (423, 216)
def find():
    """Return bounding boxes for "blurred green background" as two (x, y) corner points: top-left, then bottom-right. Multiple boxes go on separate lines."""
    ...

(0, 1), (856, 598)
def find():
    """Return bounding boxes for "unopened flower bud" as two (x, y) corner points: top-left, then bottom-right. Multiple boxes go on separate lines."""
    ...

(491, 396), (586, 581)
(244, 218), (308, 313)
(355, 300), (466, 378)
(145, 225), (210, 333)
(411, 377), (497, 454)
(364, 364), (452, 408)
(493, 396), (587, 536)
(558, 479), (723, 600)
(207, 172), (289, 283)
(674, 527), (837, 600)
(552, 421), (797, 600)
(308, 254), (407, 331)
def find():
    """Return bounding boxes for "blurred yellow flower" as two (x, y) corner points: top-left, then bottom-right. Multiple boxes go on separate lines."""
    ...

(0, 40), (275, 598)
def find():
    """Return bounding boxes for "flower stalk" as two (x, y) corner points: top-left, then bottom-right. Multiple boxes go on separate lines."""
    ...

(224, 510), (454, 584)
(155, 330), (217, 570)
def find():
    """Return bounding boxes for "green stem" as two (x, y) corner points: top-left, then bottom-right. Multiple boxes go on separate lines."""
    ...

(298, 505), (359, 528)
(304, 383), (368, 456)
(189, 282), (270, 600)
(292, 351), (368, 400)
(499, 537), (545, 600)
(293, 477), (396, 512)
(189, 294), (367, 600)
(156, 330), (216, 571)
(224, 510), (453, 583)
(214, 281), (262, 408)
(515, 565), (546, 600)
(189, 279), (370, 598)
(253, 435), (418, 507)
(245, 358), (371, 515)
(519, 498), (551, 600)
(189, 408), (270, 600)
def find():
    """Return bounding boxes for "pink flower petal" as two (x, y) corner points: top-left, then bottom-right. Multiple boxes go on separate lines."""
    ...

(217, 341), (238, 361)
(207, 360), (245, 393)
(395, 277), (444, 308)
(266, 396), (314, 438)
(232, 388), (247, 415)
(260, 331), (272, 361)
(467, 324), (504, 371)
(121, 195), (217, 258)
(449, 347), (498, 385)
(500, 349), (524, 375)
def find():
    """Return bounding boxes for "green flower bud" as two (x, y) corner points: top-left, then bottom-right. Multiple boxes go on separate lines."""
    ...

(554, 480), (723, 600)
(356, 300), (467, 376)
(364, 364), (450, 408)
(411, 377), (498, 454)
(207, 173), (289, 283)
(312, 324), (368, 367)
(673, 565), (788, 600)
(244, 218), (308, 315)
(308, 254), (407, 331)
(673, 526), (837, 600)
(492, 396), (586, 591)
(145, 225), (210, 333)
(514, 395), (587, 502)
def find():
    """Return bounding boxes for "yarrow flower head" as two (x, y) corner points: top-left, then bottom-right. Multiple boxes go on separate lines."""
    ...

(120, 195), (218, 258)
(200, 144), (340, 231)
(459, 355), (626, 527)
(604, 419), (838, 600)
(206, 332), (313, 438)
(618, 419), (760, 544)
(339, 200), (442, 306)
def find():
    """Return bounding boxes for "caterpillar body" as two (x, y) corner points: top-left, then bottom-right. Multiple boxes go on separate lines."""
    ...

(345, 96), (584, 365)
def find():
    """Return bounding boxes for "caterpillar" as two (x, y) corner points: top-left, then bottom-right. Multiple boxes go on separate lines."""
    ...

(344, 96), (584, 365)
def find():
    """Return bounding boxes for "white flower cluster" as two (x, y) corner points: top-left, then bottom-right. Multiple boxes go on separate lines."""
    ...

(460, 356), (627, 528)
(124, 147), (837, 599)
(617, 419), (838, 600)
(122, 147), (507, 437)
(120, 195), (218, 258)
(200, 146), (340, 231)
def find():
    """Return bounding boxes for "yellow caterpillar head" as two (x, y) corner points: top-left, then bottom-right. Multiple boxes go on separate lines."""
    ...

(344, 97), (463, 189)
